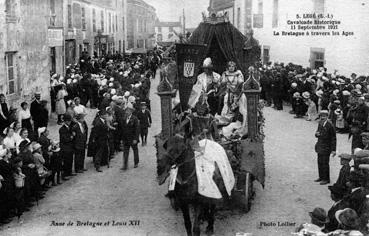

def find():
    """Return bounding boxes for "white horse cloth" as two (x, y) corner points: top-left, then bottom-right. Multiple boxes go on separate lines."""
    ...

(195, 139), (235, 199)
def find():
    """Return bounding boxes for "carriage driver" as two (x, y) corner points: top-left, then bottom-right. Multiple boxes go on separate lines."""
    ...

(220, 61), (244, 116)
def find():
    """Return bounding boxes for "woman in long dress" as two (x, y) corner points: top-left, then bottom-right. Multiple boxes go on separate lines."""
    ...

(55, 84), (68, 124)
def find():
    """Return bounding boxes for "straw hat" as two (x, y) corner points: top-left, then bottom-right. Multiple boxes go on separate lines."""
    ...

(309, 207), (329, 224)
(335, 208), (360, 229)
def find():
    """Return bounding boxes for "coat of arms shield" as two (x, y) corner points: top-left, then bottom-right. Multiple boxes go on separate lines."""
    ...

(184, 62), (195, 78)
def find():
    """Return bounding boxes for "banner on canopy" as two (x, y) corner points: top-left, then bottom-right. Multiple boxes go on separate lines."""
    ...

(176, 44), (206, 109)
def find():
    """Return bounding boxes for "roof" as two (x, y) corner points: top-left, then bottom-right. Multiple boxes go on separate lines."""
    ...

(88, 0), (114, 8)
(209, 0), (234, 11)
(127, 0), (156, 11)
(188, 21), (260, 74)
(156, 21), (182, 28)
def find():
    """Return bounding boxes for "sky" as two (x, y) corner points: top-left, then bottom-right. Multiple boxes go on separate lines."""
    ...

(144, 0), (210, 28)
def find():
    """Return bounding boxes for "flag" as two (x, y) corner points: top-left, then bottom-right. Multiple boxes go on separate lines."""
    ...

(176, 43), (206, 109)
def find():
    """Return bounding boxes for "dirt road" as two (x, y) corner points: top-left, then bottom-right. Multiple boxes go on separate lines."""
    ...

(0, 73), (351, 236)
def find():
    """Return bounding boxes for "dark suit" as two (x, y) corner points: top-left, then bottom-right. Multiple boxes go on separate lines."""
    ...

(315, 120), (336, 181)
(114, 106), (125, 149)
(0, 102), (9, 134)
(335, 164), (350, 194)
(0, 159), (14, 220)
(136, 109), (152, 143)
(72, 121), (88, 171)
(30, 100), (43, 137)
(325, 199), (350, 232)
(91, 118), (109, 169)
(59, 124), (75, 176)
(121, 114), (140, 168)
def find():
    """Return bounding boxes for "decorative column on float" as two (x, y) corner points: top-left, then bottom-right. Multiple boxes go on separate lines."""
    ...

(242, 66), (261, 140)
(157, 72), (176, 138)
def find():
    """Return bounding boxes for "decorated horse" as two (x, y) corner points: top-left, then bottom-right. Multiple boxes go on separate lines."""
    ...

(156, 132), (235, 236)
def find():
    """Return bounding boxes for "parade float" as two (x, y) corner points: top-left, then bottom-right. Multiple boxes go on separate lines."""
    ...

(155, 10), (264, 235)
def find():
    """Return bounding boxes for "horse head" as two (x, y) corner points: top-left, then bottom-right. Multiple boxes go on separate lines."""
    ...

(156, 134), (188, 185)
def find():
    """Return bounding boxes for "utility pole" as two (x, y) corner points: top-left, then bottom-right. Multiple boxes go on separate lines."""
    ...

(182, 8), (186, 35)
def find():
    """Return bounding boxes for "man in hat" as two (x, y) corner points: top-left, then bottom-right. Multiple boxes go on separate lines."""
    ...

(314, 110), (336, 185)
(325, 184), (351, 232)
(344, 170), (369, 215)
(335, 208), (361, 231)
(121, 107), (140, 169)
(30, 91), (44, 139)
(194, 58), (221, 115)
(295, 207), (328, 233)
(349, 97), (369, 153)
(72, 113), (88, 173)
(59, 113), (75, 179)
(136, 102), (152, 146)
(334, 154), (352, 193)
(91, 110), (110, 172)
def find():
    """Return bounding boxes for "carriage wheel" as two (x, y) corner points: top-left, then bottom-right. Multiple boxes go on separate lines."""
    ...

(243, 172), (252, 212)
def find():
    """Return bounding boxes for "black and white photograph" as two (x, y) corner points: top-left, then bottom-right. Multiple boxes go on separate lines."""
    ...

(0, 0), (369, 235)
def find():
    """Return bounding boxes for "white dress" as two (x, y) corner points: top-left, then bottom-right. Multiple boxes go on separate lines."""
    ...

(73, 104), (86, 115)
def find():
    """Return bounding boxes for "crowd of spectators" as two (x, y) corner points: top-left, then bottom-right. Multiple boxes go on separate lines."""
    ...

(0, 50), (161, 225)
(258, 62), (369, 235)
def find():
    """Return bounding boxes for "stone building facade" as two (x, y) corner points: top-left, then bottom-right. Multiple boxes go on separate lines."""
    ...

(155, 21), (183, 43)
(0, 0), (128, 106)
(64, 0), (127, 65)
(0, 0), (52, 106)
(127, 0), (156, 50)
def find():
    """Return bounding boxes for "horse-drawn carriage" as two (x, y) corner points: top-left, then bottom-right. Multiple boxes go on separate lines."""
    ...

(155, 12), (264, 236)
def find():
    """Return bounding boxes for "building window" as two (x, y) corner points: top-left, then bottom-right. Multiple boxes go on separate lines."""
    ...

(245, 0), (252, 29)
(5, 0), (16, 23)
(253, 0), (263, 28)
(257, 0), (263, 14)
(101, 10), (104, 32)
(310, 48), (325, 69)
(113, 14), (115, 33)
(262, 46), (270, 65)
(5, 52), (17, 95)
(50, 0), (56, 26)
(92, 9), (96, 32)
(50, 47), (56, 74)
(314, 0), (325, 14)
(253, 14), (263, 28)
(122, 17), (125, 32)
(237, 7), (241, 29)
(169, 26), (173, 32)
(116, 15), (118, 32)
(272, 0), (278, 28)
(109, 13), (112, 33)
(158, 26), (162, 33)
(81, 7), (86, 30)
(50, 0), (55, 14)
(68, 4), (72, 28)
